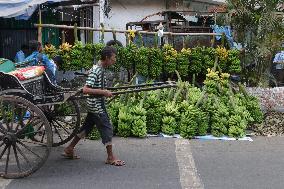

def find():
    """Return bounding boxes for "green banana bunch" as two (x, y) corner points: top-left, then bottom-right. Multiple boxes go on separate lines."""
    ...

(144, 92), (163, 134)
(117, 107), (133, 137)
(146, 108), (162, 134)
(131, 105), (147, 117)
(228, 49), (241, 74)
(108, 101), (122, 134)
(187, 87), (202, 104)
(180, 104), (198, 139)
(148, 48), (163, 79)
(131, 118), (147, 138)
(164, 102), (179, 117)
(162, 116), (176, 135)
(163, 44), (177, 74)
(136, 47), (149, 77)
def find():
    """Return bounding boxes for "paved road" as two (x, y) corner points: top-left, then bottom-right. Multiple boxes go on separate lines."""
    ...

(3, 137), (200, 189)
(1, 136), (284, 189)
(190, 137), (284, 189)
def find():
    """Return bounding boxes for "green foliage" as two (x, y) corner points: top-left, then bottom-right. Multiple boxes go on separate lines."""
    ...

(69, 41), (85, 70)
(88, 127), (101, 140)
(227, 0), (284, 86)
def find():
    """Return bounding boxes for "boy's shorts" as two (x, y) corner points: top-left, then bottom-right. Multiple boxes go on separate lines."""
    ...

(77, 112), (113, 146)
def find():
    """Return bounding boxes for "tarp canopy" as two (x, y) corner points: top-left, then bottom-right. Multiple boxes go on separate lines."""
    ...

(0, 0), (68, 19)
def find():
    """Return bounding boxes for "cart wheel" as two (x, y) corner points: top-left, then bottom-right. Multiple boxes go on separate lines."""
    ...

(41, 99), (80, 147)
(0, 95), (52, 179)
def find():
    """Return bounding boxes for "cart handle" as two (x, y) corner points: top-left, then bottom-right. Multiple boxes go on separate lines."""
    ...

(74, 72), (88, 77)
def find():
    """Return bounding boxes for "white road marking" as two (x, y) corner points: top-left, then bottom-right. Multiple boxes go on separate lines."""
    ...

(0, 178), (12, 189)
(175, 139), (204, 189)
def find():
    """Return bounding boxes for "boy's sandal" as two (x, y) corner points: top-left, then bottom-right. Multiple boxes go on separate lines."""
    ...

(61, 152), (80, 160)
(105, 159), (125, 166)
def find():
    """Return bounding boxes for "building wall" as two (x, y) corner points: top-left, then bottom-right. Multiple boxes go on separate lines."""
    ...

(93, 0), (225, 45)
(96, 0), (166, 45)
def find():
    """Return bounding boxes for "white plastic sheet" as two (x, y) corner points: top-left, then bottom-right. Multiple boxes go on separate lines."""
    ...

(0, 0), (67, 18)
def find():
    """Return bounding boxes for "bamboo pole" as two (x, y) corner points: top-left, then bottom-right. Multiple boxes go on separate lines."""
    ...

(34, 24), (222, 36)
(74, 23), (78, 42)
(211, 35), (215, 47)
(61, 31), (66, 43)
(38, 7), (42, 44)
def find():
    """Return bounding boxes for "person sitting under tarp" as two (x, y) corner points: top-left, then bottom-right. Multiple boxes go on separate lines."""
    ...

(25, 40), (57, 84)
(14, 44), (29, 63)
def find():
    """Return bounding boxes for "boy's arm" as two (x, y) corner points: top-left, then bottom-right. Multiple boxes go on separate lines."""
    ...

(82, 85), (113, 97)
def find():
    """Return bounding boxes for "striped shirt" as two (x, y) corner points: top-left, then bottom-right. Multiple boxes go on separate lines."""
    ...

(86, 63), (107, 114)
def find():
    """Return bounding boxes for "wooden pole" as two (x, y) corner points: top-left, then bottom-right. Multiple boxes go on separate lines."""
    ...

(38, 6), (42, 44)
(61, 31), (66, 43)
(34, 24), (222, 37)
(211, 35), (215, 47)
(74, 23), (78, 42)
(221, 33), (225, 47)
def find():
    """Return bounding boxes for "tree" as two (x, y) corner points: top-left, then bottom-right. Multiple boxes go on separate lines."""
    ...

(227, 0), (284, 86)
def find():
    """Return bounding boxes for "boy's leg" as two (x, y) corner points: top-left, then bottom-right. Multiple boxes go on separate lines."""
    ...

(106, 144), (125, 166)
(64, 112), (96, 156)
(96, 113), (125, 166)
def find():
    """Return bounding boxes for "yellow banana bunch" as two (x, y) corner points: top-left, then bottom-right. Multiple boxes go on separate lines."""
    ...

(128, 29), (136, 38)
(181, 48), (191, 56)
(163, 44), (178, 58)
(216, 46), (228, 61)
(59, 42), (72, 52)
(221, 73), (230, 79)
(44, 44), (56, 53)
(206, 68), (219, 81)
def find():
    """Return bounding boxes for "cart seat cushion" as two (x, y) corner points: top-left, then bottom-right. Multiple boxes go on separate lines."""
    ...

(0, 58), (15, 73)
(9, 66), (45, 81)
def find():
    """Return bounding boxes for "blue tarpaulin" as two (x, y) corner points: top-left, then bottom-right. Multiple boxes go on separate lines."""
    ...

(211, 24), (234, 48)
(0, 0), (67, 20)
